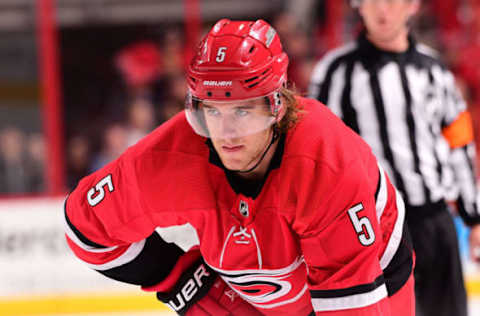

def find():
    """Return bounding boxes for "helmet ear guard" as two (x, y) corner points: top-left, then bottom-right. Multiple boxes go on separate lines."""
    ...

(267, 90), (283, 117)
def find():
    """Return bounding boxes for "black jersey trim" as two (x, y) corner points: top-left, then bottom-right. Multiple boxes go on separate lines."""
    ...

(99, 231), (185, 287)
(374, 167), (381, 201)
(382, 220), (414, 296)
(64, 197), (108, 249)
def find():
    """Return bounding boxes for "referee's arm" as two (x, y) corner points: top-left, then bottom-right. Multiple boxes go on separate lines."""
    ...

(441, 75), (480, 226)
(445, 105), (480, 261)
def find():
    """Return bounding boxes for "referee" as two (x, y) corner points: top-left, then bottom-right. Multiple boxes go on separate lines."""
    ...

(308, 1), (480, 315)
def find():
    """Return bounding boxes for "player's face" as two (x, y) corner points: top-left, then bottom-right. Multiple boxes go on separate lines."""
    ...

(359, 0), (419, 43)
(202, 99), (275, 171)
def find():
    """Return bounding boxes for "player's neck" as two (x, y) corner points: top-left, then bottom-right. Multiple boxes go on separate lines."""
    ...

(367, 29), (410, 53)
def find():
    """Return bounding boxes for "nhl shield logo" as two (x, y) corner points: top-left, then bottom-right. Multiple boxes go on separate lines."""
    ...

(239, 200), (249, 217)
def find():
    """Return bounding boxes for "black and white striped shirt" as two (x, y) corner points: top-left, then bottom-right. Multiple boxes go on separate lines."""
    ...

(309, 32), (480, 224)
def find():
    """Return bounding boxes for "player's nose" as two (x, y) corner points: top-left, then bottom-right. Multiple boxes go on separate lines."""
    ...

(218, 115), (240, 139)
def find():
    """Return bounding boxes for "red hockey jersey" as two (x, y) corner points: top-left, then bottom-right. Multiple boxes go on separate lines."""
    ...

(64, 97), (412, 315)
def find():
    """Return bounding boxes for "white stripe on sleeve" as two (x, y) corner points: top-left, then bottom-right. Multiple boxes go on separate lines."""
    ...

(311, 284), (388, 312)
(380, 189), (405, 270)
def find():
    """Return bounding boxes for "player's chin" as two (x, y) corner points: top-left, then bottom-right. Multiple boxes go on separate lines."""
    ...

(223, 161), (244, 171)
(221, 157), (248, 171)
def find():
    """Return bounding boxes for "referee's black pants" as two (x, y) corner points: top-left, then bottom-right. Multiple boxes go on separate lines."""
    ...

(405, 200), (468, 316)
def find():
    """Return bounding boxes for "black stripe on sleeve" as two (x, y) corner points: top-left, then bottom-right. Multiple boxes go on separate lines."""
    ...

(383, 220), (414, 296)
(369, 69), (409, 205)
(310, 275), (385, 299)
(374, 167), (381, 201)
(99, 231), (185, 287)
(64, 197), (107, 249)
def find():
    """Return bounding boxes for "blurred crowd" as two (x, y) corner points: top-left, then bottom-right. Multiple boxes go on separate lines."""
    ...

(0, 0), (479, 194)
(65, 28), (189, 189)
(0, 127), (45, 194)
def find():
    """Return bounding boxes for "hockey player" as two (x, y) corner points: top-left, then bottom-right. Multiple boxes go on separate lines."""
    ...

(64, 19), (415, 315)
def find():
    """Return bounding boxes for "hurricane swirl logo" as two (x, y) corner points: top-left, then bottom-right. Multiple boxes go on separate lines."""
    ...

(210, 257), (310, 309)
(211, 257), (308, 309)
(224, 275), (292, 304)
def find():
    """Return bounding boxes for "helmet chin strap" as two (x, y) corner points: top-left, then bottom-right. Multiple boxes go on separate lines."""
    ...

(235, 128), (279, 174)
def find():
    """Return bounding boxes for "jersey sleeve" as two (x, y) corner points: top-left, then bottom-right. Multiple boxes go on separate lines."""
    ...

(295, 160), (405, 315)
(64, 155), (188, 287)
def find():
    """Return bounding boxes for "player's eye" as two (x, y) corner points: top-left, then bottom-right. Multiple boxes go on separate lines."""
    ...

(235, 109), (249, 117)
(205, 108), (220, 117)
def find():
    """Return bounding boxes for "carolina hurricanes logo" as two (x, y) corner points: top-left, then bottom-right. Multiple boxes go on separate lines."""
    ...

(225, 275), (292, 304)
(209, 257), (308, 309)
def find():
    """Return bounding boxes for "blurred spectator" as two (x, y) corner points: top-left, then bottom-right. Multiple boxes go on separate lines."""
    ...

(162, 27), (186, 77)
(0, 127), (43, 194)
(25, 133), (46, 192)
(159, 73), (186, 122)
(125, 98), (156, 146)
(455, 1), (480, 106)
(115, 41), (163, 95)
(90, 123), (128, 172)
(160, 101), (184, 123)
(66, 135), (91, 189)
(106, 40), (167, 123)
(272, 12), (315, 93)
(453, 0), (480, 169)
(430, 0), (462, 47)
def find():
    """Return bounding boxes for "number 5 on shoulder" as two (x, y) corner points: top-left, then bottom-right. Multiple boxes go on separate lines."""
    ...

(347, 203), (376, 246)
(87, 174), (114, 206)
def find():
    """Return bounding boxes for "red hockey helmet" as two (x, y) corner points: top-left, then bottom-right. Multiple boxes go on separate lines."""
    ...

(185, 19), (288, 138)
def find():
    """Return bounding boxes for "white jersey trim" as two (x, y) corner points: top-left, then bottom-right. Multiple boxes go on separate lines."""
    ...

(63, 205), (118, 253)
(251, 228), (263, 269)
(380, 189), (406, 270)
(155, 223), (200, 252)
(85, 239), (146, 271)
(375, 163), (388, 220)
(219, 226), (236, 268)
(311, 283), (388, 312)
